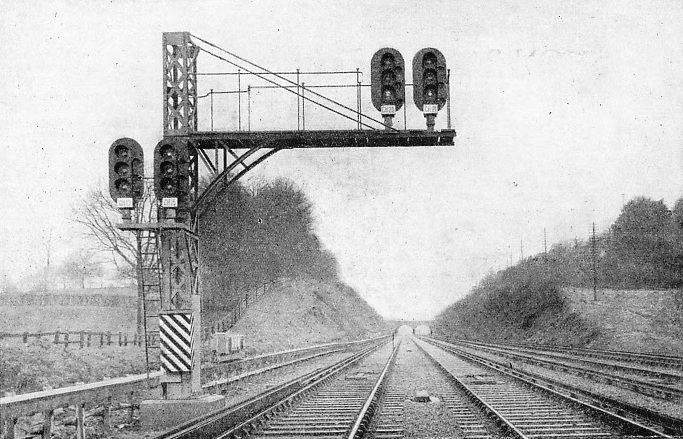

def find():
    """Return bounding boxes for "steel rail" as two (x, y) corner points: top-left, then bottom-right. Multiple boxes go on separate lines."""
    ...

(423, 337), (678, 437)
(450, 339), (683, 400)
(526, 343), (683, 370)
(202, 349), (344, 394)
(346, 339), (401, 439)
(413, 338), (529, 438)
(152, 342), (386, 439)
(451, 337), (683, 377)
(213, 343), (384, 439)
(451, 337), (683, 370)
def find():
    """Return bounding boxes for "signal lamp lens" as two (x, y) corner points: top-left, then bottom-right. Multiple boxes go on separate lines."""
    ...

(160, 177), (176, 193)
(424, 71), (437, 84)
(161, 162), (175, 176)
(160, 145), (176, 160)
(381, 53), (395, 69)
(424, 86), (437, 103)
(115, 145), (130, 159)
(115, 179), (131, 193)
(422, 53), (437, 69)
(114, 163), (130, 176)
(382, 87), (395, 102)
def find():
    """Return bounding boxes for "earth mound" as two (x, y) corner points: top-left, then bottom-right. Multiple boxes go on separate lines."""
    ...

(228, 277), (388, 354)
(434, 286), (683, 356)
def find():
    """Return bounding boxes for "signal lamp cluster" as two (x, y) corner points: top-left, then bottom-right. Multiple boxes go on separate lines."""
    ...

(108, 138), (144, 216)
(108, 138), (192, 222)
(154, 139), (191, 220)
(371, 47), (448, 130)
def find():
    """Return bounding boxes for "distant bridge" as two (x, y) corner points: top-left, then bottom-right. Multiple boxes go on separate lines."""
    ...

(385, 319), (433, 330)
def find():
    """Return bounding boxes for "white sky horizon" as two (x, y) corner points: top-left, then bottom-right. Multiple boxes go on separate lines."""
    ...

(1, 0), (682, 320)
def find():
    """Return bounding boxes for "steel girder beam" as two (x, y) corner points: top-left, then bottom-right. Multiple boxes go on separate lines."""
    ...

(191, 140), (284, 219)
(187, 128), (456, 150)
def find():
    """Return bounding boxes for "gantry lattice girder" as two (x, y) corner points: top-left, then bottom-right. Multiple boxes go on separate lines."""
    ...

(163, 32), (199, 135)
(187, 128), (456, 150)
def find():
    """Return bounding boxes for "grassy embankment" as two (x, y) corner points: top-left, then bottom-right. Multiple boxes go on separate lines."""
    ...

(231, 276), (388, 354)
(1, 276), (388, 395)
(435, 196), (683, 355)
(434, 263), (600, 347)
(434, 259), (683, 355)
(0, 295), (143, 395)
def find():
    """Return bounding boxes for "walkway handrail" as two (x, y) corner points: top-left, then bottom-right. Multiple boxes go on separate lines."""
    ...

(1, 334), (390, 426)
(201, 334), (390, 384)
(1, 372), (162, 420)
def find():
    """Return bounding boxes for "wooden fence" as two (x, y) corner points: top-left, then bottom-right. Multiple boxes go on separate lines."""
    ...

(2, 278), (282, 349)
(202, 278), (280, 340)
(0, 331), (158, 348)
(1, 293), (136, 308)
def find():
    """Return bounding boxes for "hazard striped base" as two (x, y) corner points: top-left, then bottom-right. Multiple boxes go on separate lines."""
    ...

(159, 312), (194, 373)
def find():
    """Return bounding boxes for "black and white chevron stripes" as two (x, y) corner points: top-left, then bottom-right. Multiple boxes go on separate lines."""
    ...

(160, 312), (194, 373)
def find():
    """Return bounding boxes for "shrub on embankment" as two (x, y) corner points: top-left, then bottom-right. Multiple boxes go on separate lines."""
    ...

(433, 260), (599, 346)
(434, 195), (683, 347)
(198, 178), (341, 317)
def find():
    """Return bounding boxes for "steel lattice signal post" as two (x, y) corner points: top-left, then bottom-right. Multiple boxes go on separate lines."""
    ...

(163, 32), (199, 136)
(111, 32), (456, 404)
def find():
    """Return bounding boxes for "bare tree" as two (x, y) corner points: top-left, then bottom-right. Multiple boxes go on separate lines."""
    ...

(71, 188), (138, 276)
(42, 226), (55, 289)
(59, 249), (104, 288)
(71, 183), (156, 333)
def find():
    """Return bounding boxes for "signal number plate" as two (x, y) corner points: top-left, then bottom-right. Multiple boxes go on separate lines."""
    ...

(381, 105), (396, 115)
(162, 197), (178, 208)
(116, 198), (134, 208)
(423, 104), (438, 114)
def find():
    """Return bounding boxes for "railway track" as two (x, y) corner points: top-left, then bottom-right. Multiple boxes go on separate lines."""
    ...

(152, 333), (682, 438)
(255, 341), (397, 438)
(152, 340), (396, 439)
(448, 337), (683, 377)
(445, 338), (683, 401)
(369, 337), (490, 438)
(495, 341), (683, 371)
(422, 336), (683, 437)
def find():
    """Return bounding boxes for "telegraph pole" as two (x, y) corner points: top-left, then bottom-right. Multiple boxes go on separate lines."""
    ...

(544, 228), (547, 256)
(520, 240), (524, 261)
(592, 222), (597, 301)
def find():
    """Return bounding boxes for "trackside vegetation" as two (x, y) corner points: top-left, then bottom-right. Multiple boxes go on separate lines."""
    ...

(199, 178), (343, 320)
(435, 196), (683, 344)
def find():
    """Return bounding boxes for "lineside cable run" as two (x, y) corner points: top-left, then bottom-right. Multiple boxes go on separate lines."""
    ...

(191, 33), (398, 132)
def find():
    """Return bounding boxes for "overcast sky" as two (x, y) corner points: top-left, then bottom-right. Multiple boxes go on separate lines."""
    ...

(1, 0), (682, 319)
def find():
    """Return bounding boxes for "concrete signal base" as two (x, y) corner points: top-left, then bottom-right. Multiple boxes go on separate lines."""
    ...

(140, 394), (225, 430)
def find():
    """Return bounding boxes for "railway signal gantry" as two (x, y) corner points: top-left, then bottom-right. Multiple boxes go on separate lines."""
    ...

(107, 31), (456, 402)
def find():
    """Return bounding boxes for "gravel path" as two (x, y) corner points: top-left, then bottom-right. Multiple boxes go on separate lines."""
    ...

(372, 336), (491, 438)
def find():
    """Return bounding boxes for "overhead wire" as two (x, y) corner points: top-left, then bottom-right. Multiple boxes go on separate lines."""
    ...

(197, 45), (379, 131)
(190, 33), (399, 132)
